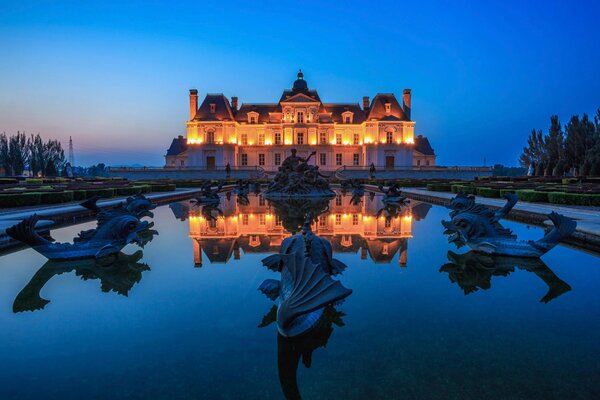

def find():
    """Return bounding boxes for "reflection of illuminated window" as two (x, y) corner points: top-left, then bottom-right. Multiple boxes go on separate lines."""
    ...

(250, 235), (260, 247)
(319, 153), (326, 166)
(259, 196), (265, 206)
(319, 217), (327, 228)
(336, 195), (342, 206)
(258, 154), (265, 166)
(275, 216), (282, 226)
(384, 218), (391, 228)
(259, 214), (265, 225)
(336, 154), (342, 165)
(240, 154), (248, 166)
(352, 214), (359, 225)
(209, 219), (217, 228)
(242, 215), (249, 225)
(353, 154), (359, 166)
(382, 243), (389, 255)
(335, 214), (341, 225)
(275, 153), (281, 165)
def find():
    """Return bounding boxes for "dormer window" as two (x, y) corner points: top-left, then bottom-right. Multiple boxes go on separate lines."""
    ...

(342, 111), (354, 124)
(385, 103), (391, 114)
(210, 103), (216, 113)
(248, 111), (259, 124)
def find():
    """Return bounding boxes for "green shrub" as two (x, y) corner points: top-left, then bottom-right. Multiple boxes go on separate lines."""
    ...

(84, 188), (115, 199)
(548, 192), (600, 206)
(451, 184), (476, 195)
(476, 187), (501, 198)
(40, 190), (74, 204)
(73, 190), (88, 201)
(132, 185), (151, 194)
(150, 183), (176, 192)
(499, 189), (517, 198)
(0, 192), (42, 207)
(426, 183), (452, 192)
(26, 178), (44, 184)
(515, 190), (549, 203)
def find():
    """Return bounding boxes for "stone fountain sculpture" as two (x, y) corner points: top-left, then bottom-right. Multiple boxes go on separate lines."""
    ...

(258, 217), (352, 337)
(442, 193), (576, 257)
(378, 183), (409, 206)
(7, 214), (150, 260)
(440, 250), (571, 303)
(80, 194), (157, 220)
(190, 182), (223, 205)
(265, 149), (335, 198)
(13, 250), (150, 313)
(267, 198), (330, 234)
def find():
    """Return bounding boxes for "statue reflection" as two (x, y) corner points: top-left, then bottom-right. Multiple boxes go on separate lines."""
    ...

(13, 250), (151, 313)
(260, 305), (347, 400)
(186, 190), (428, 267)
(440, 250), (571, 303)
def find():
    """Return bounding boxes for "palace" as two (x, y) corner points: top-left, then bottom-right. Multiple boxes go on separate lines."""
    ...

(165, 71), (435, 172)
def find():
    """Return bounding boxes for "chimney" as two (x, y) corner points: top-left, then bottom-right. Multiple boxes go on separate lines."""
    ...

(231, 96), (238, 111)
(189, 89), (198, 121)
(362, 96), (370, 111)
(402, 89), (411, 120)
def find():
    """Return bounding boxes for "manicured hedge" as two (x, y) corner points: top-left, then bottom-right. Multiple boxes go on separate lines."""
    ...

(548, 192), (600, 206)
(0, 192), (42, 207)
(515, 189), (549, 203)
(427, 183), (452, 192)
(84, 188), (116, 199)
(149, 183), (176, 192)
(499, 189), (517, 197)
(476, 187), (501, 198)
(73, 190), (88, 201)
(40, 191), (74, 204)
(451, 184), (477, 195)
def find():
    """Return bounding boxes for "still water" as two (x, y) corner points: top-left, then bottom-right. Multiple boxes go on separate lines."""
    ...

(0, 192), (599, 399)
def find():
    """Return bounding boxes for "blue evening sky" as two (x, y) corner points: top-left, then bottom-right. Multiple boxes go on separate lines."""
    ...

(0, 0), (598, 166)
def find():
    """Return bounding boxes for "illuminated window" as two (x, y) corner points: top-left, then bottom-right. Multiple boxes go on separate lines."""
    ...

(353, 154), (359, 166)
(258, 133), (265, 145)
(297, 112), (304, 123)
(274, 132), (282, 145)
(208, 219), (217, 228)
(259, 214), (265, 225)
(344, 116), (351, 124)
(240, 154), (248, 166)
(353, 133), (360, 145)
(352, 214), (359, 225)
(259, 195), (265, 206)
(275, 153), (281, 165)
(258, 154), (265, 166)
(319, 153), (326, 166)
(297, 132), (304, 145)
(206, 130), (215, 144)
(210, 103), (216, 113)
(320, 131), (327, 144)
(336, 195), (342, 206)
(386, 131), (393, 144)
(335, 214), (341, 225)
(336, 153), (342, 166)
(275, 216), (282, 226)
(241, 134), (248, 145)
(336, 133), (342, 144)
(382, 243), (389, 255)
(385, 103), (391, 113)
(242, 214), (249, 225)
(319, 217), (327, 228)
(250, 116), (257, 124)
(384, 218), (391, 228)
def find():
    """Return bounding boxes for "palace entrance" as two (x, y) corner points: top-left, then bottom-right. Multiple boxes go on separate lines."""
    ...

(206, 156), (215, 170)
(385, 156), (395, 169)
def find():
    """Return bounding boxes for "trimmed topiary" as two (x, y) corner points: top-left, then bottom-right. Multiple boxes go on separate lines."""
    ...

(515, 190), (549, 203)
(476, 187), (501, 198)
(0, 192), (42, 207)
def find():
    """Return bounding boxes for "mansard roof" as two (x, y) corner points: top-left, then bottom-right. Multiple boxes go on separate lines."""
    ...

(414, 135), (435, 156)
(367, 93), (408, 121)
(322, 103), (367, 124)
(235, 104), (279, 123)
(166, 136), (187, 156)
(193, 94), (235, 121)
(279, 89), (321, 103)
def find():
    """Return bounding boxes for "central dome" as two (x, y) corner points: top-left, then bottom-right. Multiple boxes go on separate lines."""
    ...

(292, 69), (308, 90)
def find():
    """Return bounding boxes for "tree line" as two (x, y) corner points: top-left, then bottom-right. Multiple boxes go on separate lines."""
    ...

(0, 132), (66, 177)
(520, 109), (600, 176)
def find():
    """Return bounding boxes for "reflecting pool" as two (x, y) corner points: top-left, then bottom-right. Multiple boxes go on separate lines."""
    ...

(0, 192), (599, 399)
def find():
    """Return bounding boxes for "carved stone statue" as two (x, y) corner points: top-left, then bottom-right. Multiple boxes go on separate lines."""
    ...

(191, 182), (223, 205)
(258, 217), (352, 337)
(7, 214), (150, 260)
(378, 183), (408, 205)
(81, 194), (157, 220)
(442, 206), (576, 257)
(265, 148), (335, 198)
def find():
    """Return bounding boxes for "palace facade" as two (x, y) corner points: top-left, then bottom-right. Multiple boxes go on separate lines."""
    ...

(165, 71), (435, 171)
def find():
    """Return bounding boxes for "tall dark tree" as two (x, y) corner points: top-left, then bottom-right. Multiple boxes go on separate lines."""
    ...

(0, 133), (10, 175)
(565, 114), (597, 175)
(27, 133), (45, 176)
(8, 131), (28, 175)
(519, 129), (546, 175)
(544, 115), (564, 176)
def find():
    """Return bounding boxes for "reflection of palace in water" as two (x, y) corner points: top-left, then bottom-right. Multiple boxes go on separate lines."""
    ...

(174, 193), (431, 267)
